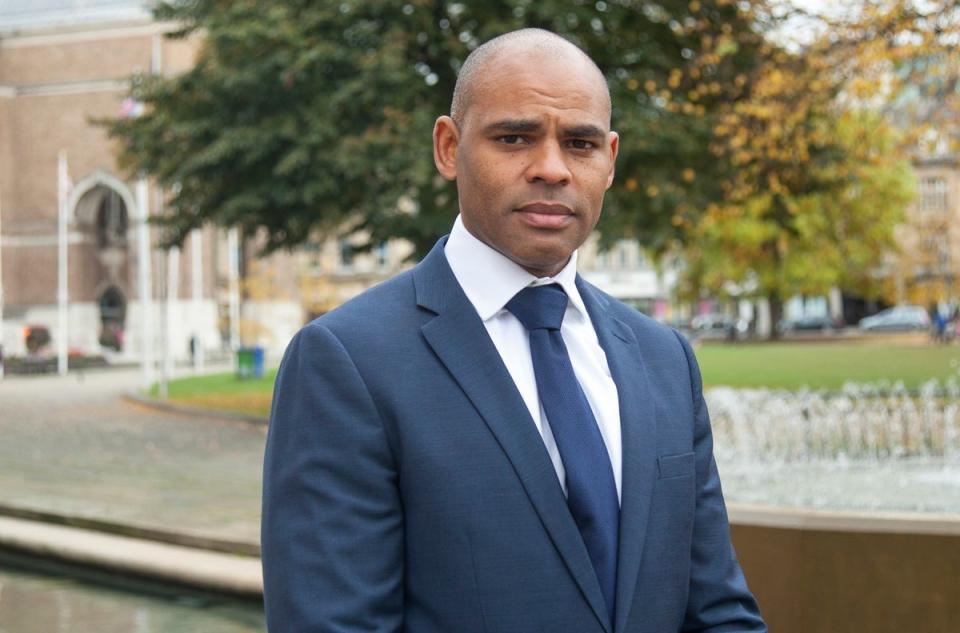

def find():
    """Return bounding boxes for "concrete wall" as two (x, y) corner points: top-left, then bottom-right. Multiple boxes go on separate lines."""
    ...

(730, 509), (960, 633)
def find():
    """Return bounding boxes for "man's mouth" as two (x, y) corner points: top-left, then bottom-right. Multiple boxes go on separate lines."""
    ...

(515, 202), (574, 229)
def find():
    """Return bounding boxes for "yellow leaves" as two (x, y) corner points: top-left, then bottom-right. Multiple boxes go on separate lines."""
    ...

(626, 177), (638, 192)
(766, 173), (783, 195)
(646, 184), (660, 197)
(627, 78), (639, 91)
(689, 0), (701, 13)
(682, 168), (696, 183)
(668, 69), (683, 89)
(777, 234), (789, 256)
(644, 79), (657, 93)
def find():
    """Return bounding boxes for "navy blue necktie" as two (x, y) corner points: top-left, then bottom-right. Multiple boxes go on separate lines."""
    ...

(506, 283), (619, 625)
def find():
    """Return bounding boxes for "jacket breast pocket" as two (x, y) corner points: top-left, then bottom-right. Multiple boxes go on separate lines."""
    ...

(657, 451), (695, 479)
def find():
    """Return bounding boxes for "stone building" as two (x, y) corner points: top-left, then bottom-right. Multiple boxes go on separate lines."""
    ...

(0, 1), (314, 364)
(891, 156), (960, 307)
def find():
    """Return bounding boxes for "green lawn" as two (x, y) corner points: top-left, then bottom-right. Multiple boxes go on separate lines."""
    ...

(151, 342), (960, 416)
(694, 342), (960, 390)
(150, 370), (277, 417)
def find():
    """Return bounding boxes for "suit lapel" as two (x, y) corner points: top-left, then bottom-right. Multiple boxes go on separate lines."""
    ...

(576, 277), (658, 633)
(414, 240), (612, 633)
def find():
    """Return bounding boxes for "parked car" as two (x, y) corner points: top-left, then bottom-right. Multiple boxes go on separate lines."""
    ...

(690, 314), (748, 340)
(857, 305), (930, 332)
(778, 315), (839, 333)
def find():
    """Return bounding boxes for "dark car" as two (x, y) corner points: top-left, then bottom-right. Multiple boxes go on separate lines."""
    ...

(690, 314), (748, 341)
(778, 315), (839, 333)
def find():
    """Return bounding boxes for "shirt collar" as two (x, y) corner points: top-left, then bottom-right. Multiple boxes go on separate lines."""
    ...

(444, 214), (588, 322)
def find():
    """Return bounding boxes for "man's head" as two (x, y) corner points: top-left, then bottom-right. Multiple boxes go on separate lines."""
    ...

(434, 29), (618, 278)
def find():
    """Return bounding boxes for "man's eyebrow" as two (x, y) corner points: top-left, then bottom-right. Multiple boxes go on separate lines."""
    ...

(483, 119), (543, 134)
(562, 124), (607, 139)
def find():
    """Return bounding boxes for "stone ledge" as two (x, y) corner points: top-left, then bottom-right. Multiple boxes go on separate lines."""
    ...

(728, 501), (960, 535)
(0, 515), (262, 597)
(0, 503), (258, 556)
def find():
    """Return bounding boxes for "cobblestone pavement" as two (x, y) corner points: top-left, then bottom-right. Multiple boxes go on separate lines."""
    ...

(0, 369), (265, 544)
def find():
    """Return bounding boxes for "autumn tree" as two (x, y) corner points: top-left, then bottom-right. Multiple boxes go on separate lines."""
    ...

(678, 0), (958, 335)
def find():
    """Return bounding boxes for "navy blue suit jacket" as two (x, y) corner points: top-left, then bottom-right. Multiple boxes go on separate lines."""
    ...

(262, 238), (765, 632)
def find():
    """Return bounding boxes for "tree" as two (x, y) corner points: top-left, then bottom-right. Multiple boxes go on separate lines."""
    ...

(677, 0), (959, 336)
(105, 0), (767, 257)
(682, 106), (914, 332)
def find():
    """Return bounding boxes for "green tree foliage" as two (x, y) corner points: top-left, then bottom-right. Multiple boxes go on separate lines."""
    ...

(105, 0), (766, 256)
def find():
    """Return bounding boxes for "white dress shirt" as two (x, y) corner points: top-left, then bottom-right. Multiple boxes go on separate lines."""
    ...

(444, 215), (623, 502)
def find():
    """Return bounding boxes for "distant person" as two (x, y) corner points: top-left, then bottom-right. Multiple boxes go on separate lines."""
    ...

(261, 28), (765, 632)
(931, 302), (946, 343)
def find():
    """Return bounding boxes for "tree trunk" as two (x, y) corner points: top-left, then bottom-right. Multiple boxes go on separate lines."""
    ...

(767, 295), (783, 341)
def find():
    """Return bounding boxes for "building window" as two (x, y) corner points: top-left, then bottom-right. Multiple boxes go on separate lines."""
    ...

(919, 177), (948, 214)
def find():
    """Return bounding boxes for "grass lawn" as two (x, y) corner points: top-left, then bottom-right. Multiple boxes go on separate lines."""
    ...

(150, 370), (277, 417)
(694, 342), (960, 390)
(152, 341), (960, 416)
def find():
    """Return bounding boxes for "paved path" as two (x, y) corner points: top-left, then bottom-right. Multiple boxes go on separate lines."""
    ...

(0, 369), (265, 546)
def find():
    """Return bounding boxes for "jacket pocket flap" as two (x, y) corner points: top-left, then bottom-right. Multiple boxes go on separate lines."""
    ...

(657, 452), (695, 479)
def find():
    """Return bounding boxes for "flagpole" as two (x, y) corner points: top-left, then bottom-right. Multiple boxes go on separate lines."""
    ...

(56, 151), (69, 376)
(163, 244), (179, 389)
(0, 185), (5, 380)
(137, 176), (155, 390)
(227, 227), (240, 351)
(190, 228), (204, 372)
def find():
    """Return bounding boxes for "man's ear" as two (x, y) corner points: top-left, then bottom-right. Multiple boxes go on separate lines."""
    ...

(605, 131), (619, 189)
(433, 116), (459, 181)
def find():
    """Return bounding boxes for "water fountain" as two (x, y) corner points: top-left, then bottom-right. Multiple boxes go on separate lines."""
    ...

(707, 379), (960, 632)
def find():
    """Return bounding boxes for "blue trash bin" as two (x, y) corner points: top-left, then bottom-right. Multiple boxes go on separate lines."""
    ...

(251, 346), (264, 378)
(236, 346), (265, 379)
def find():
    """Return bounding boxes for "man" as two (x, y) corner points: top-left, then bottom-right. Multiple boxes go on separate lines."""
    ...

(262, 28), (765, 633)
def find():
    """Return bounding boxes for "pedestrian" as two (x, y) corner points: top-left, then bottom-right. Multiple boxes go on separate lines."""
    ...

(261, 28), (765, 633)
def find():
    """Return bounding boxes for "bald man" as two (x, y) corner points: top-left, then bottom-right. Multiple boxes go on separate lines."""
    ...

(262, 29), (765, 633)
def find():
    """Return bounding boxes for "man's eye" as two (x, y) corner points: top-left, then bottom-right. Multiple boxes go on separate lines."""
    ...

(499, 135), (524, 144)
(568, 139), (595, 150)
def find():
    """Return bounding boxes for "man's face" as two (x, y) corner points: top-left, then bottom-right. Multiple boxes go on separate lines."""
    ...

(434, 51), (619, 277)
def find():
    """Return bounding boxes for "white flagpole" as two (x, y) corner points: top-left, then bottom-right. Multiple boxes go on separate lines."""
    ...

(0, 185), (5, 380)
(190, 228), (204, 372)
(56, 151), (69, 376)
(227, 227), (241, 351)
(165, 244), (179, 382)
(136, 177), (155, 390)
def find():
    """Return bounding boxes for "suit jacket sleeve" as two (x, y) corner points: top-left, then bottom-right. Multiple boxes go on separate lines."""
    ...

(261, 322), (403, 632)
(675, 332), (766, 632)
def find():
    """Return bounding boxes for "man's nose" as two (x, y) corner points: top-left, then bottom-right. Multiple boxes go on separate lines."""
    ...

(525, 140), (571, 185)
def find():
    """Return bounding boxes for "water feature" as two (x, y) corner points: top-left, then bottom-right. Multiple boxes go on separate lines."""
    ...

(708, 378), (960, 514)
(0, 554), (265, 633)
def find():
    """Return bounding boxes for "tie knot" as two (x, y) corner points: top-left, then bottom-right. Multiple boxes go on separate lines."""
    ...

(505, 284), (568, 331)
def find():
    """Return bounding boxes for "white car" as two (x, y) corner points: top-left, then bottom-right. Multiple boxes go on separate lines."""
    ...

(858, 306), (930, 331)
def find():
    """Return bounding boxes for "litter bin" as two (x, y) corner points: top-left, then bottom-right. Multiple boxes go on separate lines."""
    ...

(236, 346), (264, 379)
